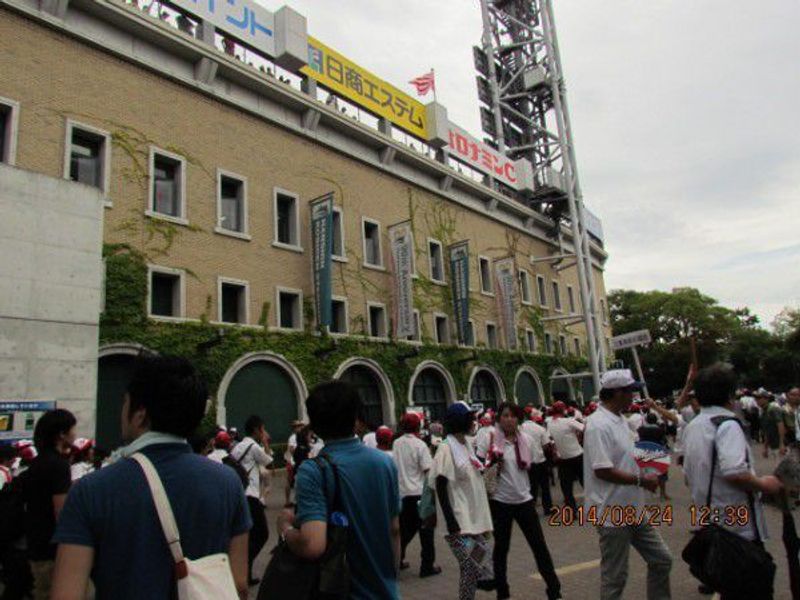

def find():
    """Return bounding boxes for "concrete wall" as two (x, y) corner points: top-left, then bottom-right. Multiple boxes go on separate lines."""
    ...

(0, 163), (104, 436)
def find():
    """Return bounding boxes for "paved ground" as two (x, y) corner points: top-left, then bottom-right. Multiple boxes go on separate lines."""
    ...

(252, 450), (795, 599)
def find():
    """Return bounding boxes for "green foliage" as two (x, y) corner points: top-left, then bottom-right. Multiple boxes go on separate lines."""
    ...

(101, 244), (148, 326)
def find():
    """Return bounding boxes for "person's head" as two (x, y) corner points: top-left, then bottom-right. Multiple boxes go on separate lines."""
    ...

(306, 381), (363, 441)
(400, 412), (422, 435)
(645, 413), (658, 425)
(496, 402), (524, 435)
(376, 426), (393, 450)
(291, 420), (305, 434)
(34, 409), (77, 454)
(189, 429), (214, 455)
(694, 363), (737, 407)
(122, 355), (208, 443)
(551, 401), (567, 416)
(445, 401), (478, 436)
(598, 369), (643, 413)
(214, 430), (232, 450)
(245, 415), (266, 441)
(0, 445), (16, 468)
(786, 387), (800, 407)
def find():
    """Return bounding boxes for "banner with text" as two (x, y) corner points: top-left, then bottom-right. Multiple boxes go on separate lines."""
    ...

(310, 193), (334, 330)
(449, 241), (471, 345)
(389, 221), (415, 339)
(0, 400), (56, 443)
(494, 257), (518, 350)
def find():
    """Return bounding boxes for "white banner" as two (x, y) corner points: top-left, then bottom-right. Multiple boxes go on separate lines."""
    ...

(611, 329), (652, 351)
(389, 222), (415, 339)
(494, 257), (518, 350)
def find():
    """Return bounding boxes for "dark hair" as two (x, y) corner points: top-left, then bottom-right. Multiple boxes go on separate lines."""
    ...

(645, 413), (658, 425)
(306, 381), (363, 440)
(495, 402), (524, 422)
(126, 355), (208, 438)
(0, 445), (16, 462)
(33, 409), (77, 452)
(189, 428), (214, 454)
(245, 415), (264, 437)
(694, 363), (737, 407)
(445, 410), (476, 435)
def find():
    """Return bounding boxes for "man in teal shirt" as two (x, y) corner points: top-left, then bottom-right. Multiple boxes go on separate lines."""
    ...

(278, 381), (401, 599)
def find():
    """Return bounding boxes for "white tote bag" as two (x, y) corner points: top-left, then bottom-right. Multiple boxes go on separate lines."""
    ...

(131, 453), (240, 600)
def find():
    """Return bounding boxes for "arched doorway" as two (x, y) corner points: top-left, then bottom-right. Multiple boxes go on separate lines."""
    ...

(468, 368), (504, 409)
(549, 368), (575, 404)
(96, 344), (152, 451)
(409, 361), (456, 423)
(514, 367), (544, 407)
(335, 358), (395, 427)
(218, 353), (307, 444)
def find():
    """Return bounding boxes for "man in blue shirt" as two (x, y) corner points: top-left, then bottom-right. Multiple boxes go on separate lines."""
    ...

(277, 381), (401, 599)
(50, 356), (252, 600)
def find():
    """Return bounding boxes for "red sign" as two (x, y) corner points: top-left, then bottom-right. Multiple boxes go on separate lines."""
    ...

(446, 124), (534, 191)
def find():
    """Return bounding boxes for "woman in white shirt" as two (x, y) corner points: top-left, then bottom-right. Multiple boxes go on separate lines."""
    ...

(477, 403), (562, 600)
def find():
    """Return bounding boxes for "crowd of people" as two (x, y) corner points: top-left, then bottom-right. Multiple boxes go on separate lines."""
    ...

(0, 354), (797, 599)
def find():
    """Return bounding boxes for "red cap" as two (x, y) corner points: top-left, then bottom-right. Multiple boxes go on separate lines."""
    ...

(400, 412), (421, 432)
(376, 426), (393, 447)
(20, 446), (37, 462)
(215, 431), (232, 448)
(72, 438), (94, 454)
(552, 401), (567, 414)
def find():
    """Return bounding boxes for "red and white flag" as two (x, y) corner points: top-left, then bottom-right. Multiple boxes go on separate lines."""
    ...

(409, 70), (435, 96)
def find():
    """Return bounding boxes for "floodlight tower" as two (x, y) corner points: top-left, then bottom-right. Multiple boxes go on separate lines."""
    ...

(476, 0), (606, 393)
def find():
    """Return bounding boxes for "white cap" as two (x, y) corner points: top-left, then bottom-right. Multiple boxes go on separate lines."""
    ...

(600, 369), (642, 391)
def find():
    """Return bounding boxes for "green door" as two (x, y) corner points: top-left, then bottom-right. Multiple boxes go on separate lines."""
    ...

(515, 372), (541, 406)
(225, 361), (298, 444)
(95, 354), (136, 451)
(470, 371), (499, 410)
(412, 369), (448, 422)
(339, 366), (385, 428)
(550, 373), (572, 404)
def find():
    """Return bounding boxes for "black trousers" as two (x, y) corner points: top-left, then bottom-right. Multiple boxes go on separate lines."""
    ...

(0, 543), (32, 600)
(557, 455), (584, 510)
(530, 462), (553, 514)
(247, 496), (269, 575)
(489, 499), (561, 600)
(399, 495), (436, 571)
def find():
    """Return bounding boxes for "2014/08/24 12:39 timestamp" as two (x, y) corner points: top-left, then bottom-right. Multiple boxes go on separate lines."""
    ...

(549, 505), (674, 527)
(689, 505), (751, 527)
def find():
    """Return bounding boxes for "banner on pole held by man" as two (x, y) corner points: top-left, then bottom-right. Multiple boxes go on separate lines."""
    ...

(449, 241), (471, 345)
(389, 221), (415, 339)
(310, 193), (334, 330)
(494, 257), (518, 350)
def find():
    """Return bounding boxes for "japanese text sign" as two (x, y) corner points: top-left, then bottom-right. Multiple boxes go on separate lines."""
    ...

(610, 330), (652, 351)
(449, 241), (471, 345)
(310, 194), (334, 330)
(389, 222), (415, 339)
(171, 0), (276, 56)
(447, 123), (533, 191)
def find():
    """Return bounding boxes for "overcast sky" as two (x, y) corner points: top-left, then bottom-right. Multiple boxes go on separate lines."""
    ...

(262, 0), (800, 328)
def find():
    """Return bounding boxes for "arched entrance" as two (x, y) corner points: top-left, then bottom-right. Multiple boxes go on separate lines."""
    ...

(408, 361), (456, 422)
(549, 368), (575, 404)
(514, 367), (545, 407)
(96, 344), (152, 451)
(335, 358), (396, 427)
(217, 353), (307, 444)
(468, 367), (505, 410)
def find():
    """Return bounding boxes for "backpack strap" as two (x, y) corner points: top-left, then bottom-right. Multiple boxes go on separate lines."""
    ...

(130, 453), (188, 580)
(312, 453), (345, 517)
(233, 441), (256, 474)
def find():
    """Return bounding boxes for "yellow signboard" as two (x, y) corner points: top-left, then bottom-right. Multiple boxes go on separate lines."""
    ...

(302, 36), (430, 140)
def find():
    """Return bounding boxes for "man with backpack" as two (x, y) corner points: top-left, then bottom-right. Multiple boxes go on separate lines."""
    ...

(50, 355), (251, 600)
(229, 415), (273, 585)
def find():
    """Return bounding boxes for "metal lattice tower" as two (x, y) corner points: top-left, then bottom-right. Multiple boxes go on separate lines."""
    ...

(476, 0), (606, 393)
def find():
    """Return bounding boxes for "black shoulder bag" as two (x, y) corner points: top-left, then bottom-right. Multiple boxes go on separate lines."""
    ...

(257, 452), (350, 600)
(681, 416), (776, 597)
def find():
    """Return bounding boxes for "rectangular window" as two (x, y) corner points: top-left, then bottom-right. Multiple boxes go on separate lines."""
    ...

(434, 314), (450, 345)
(362, 219), (383, 267)
(217, 171), (247, 235)
(368, 303), (387, 338)
(519, 270), (532, 304)
(573, 337), (581, 356)
(568, 285), (576, 313)
(526, 329), (536, 353)
(410, 310), (421, 342)
(277, 289), (302, 330)
(545, 332), (553, 354)
(462, 320), (476, 347)
(149, 267), (184, 318)
(537, 275), (547, 307)
(331, 298), (348, 334)
(332, 208), (345, 259)
(552, 281), (562, 311)
(66, 123), (109, 194)
(150, 149), (185, 220)
(219, 280), (247, 324)
(275, 190), (300, 247)
(428, 239), (445, 283)
(559, 335), (567, 356)
(486, 323), (498, 349)
(0, 99), (19, 165)
(479, 256), (492, 294)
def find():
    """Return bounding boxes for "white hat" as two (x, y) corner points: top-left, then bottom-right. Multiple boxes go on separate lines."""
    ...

(600, 369), (643, 391)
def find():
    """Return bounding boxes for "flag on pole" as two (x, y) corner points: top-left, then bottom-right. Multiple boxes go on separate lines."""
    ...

(409, 70), (436, 96)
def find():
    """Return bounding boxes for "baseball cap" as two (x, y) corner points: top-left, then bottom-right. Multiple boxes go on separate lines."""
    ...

(400, 412), (421, 431)
(446, 401), (479, 420)
(754, 387), (772, 398)
(551, 401), (567, 414)
(600, 369), (643, 391)
(376, 426), (393, 446)
(214, 431), (232, 447)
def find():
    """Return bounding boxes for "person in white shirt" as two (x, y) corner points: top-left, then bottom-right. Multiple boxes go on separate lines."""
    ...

(548, 401), (584, 510)
(476, 403), (561, 600)
(229, 415), (274, 585)
(207, 430), (232, 464)
(521, 415), (554, 515)
(393, 413), (440, 578)
(682, 364), (783, 598)
(584, 369), (672, 600)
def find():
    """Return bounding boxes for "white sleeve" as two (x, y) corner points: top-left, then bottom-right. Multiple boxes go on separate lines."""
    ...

(716, 421), (749, 476)
(418, 441), (433, 471)
(584, 425), (613, 470)
(572, 419), (585, 433)
(252, 443), (274, 467)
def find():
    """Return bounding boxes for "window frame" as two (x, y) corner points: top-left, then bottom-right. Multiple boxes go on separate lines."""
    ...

(519, 268), (532, 305)
(329, 295), (349, 336)
(146, 146), (188, 225)
(216, 276), (250, 325)
(366, 301), (388, 339)
(63, 119), (112, 206)
(427, 238), (446, 284)
(0, 96), (20, 166)
(552, 281), (563, 312)
(361, 217), (385, 270)
(559, 334), (567, 356)
(409, 309), (422, 343)
(573, 337), (581, 356)
(486, 321), (499, 349)
(433, 312), (450, 345)
(147, 265), (186, 321)
(536, 275), (548, 307)
(478, 255), (494, 296)
(544, 332), (553, 355)
(215, 168), (250, 240)
(525, 328), (536, 353)
(272, 187), (303, 252)
(567, 285), (577, 314)
(331, 206), (347, 262)
(275, 286), (304, 331)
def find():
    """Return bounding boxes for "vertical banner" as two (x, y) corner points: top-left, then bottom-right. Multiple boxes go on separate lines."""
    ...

(388, 221), (415, 338)
(494, 257), (518, 350)
(310, 193), (334, 331)
(449, 241), (471, 345)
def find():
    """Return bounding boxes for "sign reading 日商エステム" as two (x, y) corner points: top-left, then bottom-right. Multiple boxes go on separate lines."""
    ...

(302, 36), (430, 140)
